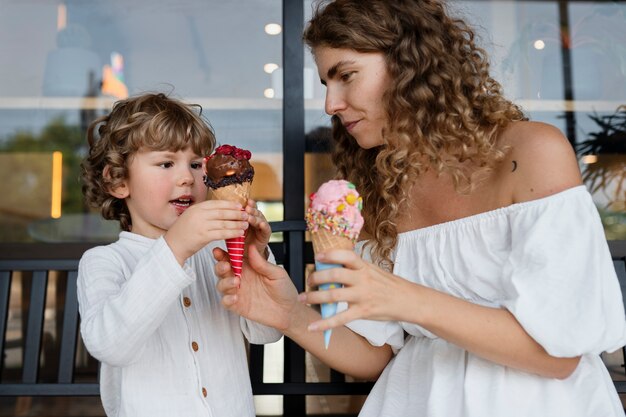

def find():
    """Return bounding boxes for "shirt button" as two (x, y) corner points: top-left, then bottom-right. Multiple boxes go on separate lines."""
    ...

(202, 387), (207, 397)
(183, 297), (192, 307)
(192, 341), (199, 351)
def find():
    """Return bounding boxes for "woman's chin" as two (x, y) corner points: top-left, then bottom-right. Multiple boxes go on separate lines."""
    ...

(354, 137), (384, 150)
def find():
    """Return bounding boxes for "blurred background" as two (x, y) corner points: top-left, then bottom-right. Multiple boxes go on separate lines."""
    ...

(0, 0), (624, 244)
(0, 0), (624, 416)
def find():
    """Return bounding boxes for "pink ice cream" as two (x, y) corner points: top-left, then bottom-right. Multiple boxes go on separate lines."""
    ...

(306, 179), (364, 241)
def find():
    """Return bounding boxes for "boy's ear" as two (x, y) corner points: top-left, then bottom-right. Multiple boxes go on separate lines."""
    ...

(103, 165), (129, 199)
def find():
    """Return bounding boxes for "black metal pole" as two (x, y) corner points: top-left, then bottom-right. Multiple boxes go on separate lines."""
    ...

(282, 0), (306, 415)
(558, 0), (577, 145)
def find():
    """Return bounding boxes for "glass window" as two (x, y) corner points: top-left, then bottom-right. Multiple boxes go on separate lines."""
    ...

(303, 0), (626, 241)
(458, 0), (626, 239)
(303, 1), (337, 202)
(0, 0), (284, 243)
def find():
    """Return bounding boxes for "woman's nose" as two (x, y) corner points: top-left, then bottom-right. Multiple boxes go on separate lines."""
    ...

(324, 88), (347, 116)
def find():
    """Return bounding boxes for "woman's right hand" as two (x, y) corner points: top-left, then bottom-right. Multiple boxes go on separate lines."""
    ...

(216, 245), (394, 380)
(214, 245), (299, 331)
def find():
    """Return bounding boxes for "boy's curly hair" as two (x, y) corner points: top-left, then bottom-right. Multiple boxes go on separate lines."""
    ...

(304, 0), (527, 270)
(80, 93), (216, 232)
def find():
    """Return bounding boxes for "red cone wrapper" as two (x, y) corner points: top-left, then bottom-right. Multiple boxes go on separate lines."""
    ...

(226, 234), (246, 277)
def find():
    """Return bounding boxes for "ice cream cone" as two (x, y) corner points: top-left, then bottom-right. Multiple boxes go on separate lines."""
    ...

(209, 182), (251, 206)
(203, 144), (254, 280)
(306, 180), (364, 349)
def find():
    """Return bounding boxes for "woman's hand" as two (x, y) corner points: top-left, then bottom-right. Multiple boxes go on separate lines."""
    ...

(216, 245), (395, 379)
(300, 249), (409, 332)
(243, 199), (272, 257)
(214, 244), (299, 331)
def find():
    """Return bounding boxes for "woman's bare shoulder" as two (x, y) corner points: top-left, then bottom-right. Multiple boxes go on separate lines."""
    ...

(497, 121), (583, 203)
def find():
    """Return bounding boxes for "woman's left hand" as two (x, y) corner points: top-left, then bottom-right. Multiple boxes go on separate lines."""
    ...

(301, 249), (408, 332)
(244, 199), (272, 257)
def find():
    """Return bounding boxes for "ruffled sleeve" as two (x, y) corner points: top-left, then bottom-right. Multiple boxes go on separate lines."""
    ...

(341, 308), (405, 352)
(500, 186), (626, 357)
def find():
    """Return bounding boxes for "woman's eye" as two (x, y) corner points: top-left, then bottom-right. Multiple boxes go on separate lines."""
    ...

(340, 72), (354, 81)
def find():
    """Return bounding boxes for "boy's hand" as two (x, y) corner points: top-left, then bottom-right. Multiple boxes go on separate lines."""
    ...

(165, 200), (248, 265)
(244, 199), (272, 258)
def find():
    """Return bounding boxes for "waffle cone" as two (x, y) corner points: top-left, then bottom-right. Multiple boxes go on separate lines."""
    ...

(209, 182), (252, 206)
(311, 228), (354, 254)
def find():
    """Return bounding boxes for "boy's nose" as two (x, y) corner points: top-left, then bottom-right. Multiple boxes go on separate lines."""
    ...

(178, 168), (195, 186)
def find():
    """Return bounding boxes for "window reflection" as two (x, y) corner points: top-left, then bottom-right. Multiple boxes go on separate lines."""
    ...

(0, 0), (284, 242)
(303, 0), (626, 241)
(0, 0), (624, 242)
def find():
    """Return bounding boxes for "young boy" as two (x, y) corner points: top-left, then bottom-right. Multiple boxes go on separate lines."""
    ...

(78, 92), (281, 417)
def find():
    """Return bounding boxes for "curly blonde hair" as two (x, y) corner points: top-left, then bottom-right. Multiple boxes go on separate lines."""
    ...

(304, 0), (527, 270)
(81, 93), (216, 232)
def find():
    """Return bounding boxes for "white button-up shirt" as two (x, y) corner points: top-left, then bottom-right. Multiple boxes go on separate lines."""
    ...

(78, 232), (282, 417)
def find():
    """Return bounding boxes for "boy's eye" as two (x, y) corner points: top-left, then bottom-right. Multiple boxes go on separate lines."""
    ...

(191, 161), (202, 169)
(158, 162), (174, 168)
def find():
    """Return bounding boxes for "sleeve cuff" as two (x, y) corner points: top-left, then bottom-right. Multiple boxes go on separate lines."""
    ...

(154, 236), (196, 290)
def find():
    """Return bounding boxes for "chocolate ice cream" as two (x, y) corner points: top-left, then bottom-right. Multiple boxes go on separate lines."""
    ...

(203, 145), (254, 189)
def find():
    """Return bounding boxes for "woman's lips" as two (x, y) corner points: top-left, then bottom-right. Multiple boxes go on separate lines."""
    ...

(344, 120), (359, 132)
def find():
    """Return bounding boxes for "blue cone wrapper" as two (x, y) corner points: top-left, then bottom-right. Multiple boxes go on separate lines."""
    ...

(315, 260), (343, 349)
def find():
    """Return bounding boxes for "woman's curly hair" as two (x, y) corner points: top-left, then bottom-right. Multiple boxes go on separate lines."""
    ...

(80, 93), (216, 232)
(304, 0), (527, 270)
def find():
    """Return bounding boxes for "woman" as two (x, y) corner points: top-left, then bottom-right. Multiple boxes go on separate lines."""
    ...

(215, 1), (626, 416)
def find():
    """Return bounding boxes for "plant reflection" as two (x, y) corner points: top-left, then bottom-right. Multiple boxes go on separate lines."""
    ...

(576, 106), (626, 239)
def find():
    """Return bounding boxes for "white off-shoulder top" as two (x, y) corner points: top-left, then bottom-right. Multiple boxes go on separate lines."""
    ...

(343, 185), (626, 417)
